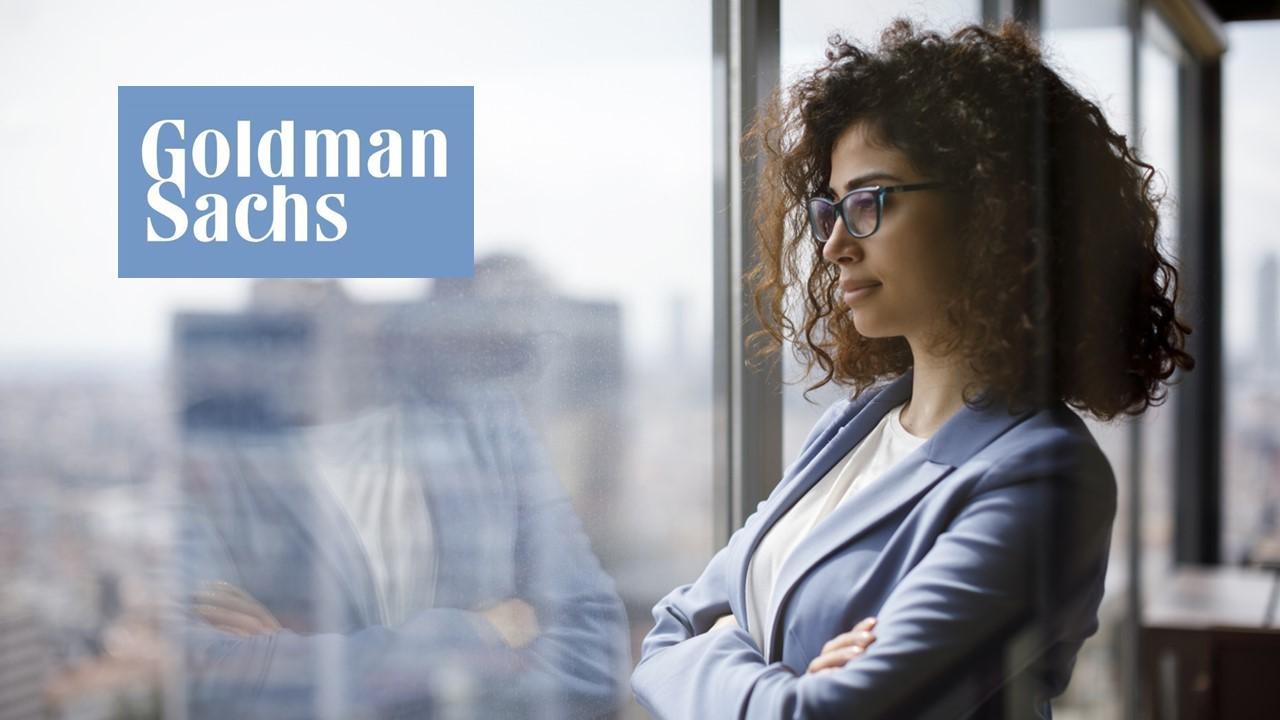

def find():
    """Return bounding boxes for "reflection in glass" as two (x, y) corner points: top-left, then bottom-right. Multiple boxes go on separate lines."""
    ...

(0, 1), (715, 716)
(171, 273), (631, 719)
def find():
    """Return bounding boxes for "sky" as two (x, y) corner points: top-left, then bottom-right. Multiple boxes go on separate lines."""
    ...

(0, 1), (1274, 372)
(1223, 20), (1280, 362)
(0, 0), (713, 371)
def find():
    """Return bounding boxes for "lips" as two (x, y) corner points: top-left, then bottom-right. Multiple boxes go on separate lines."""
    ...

(840, 279), (881, 293)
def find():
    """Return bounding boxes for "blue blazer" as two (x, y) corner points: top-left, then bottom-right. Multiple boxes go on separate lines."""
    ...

(632, 368), (1117, 719)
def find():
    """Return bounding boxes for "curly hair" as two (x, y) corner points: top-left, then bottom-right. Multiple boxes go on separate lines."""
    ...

(743, 16), (1195, 421)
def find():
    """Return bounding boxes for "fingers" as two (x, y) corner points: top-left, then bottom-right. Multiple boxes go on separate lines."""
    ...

(807, 617), (878, 675)
(195, 584), (259, 616)
(194, 603), (269, 636)
(480, 598), (541, 649)
(508, 599), (540, 639)
(807, 645), (867, 673)
(192, 581), (282, 635)
(819, 617), (877, 656)
(818, 628), (877, 656)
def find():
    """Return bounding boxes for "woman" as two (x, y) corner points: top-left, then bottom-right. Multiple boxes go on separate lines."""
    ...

(631, 17), (1193, 720)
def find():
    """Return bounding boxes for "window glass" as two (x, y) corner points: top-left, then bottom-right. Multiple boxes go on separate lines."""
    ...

(1041, 6), (1184, 717)
(1222, 20), (1280, 568)
(0, 3), (713, 718)
(1135, 2), (1185, 583)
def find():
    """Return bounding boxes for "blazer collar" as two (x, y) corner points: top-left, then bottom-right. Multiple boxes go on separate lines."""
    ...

(734, 366), (1038, 659)
(827, 367), (1039, 466)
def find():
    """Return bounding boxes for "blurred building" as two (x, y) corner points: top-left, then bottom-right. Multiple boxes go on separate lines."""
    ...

(172, 252), (624, 525)
(0, 600), (52, 720)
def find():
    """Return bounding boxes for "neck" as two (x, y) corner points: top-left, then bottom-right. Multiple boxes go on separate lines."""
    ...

(900, 338), (980, 438)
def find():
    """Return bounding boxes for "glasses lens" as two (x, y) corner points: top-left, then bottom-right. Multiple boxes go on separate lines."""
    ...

(842, 191), (879, 237)
(807, 198), (835, 243)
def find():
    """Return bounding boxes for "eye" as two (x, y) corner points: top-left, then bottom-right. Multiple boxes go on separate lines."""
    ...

(851, 194), (876, 210)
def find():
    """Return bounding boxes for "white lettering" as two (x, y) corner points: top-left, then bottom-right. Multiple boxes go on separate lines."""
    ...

(303, 128), (361, 177)
(257, 120), (295, 178)
(192, 129), (230, 178)
(315, 194), (347, 241)
(411, 128), (447, 178)
(193, 193), (229, 242)
(234, 193), (271, 242)
(368, 129), (402, 178)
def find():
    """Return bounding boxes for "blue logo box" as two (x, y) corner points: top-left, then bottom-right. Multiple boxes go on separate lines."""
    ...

(118, 86), (474, 278)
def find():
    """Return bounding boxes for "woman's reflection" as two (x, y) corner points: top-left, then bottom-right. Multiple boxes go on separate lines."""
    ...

(174, 367), (630, 719)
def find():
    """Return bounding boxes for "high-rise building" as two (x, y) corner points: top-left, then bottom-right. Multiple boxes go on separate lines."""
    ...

(0, 600), (52, 720)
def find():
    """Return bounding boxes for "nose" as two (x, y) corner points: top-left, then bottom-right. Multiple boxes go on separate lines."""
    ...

(820, 216), (864, 266)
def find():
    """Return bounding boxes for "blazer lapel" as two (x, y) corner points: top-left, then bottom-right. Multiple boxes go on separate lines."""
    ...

(736, 368), (1039, 661)
(763, 454), (951, 660)
(733, 370), (914, 622)
(229, 430), (382, 627)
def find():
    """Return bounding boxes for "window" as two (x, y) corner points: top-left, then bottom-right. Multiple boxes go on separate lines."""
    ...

(0, 2), (713, 718)
(1222, 20), (1280, 569)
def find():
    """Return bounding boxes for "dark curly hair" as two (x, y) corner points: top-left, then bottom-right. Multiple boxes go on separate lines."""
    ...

(743, 16), (1195, 421)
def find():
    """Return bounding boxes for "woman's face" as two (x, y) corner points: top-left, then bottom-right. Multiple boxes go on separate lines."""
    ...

(820, 122), (961, 343)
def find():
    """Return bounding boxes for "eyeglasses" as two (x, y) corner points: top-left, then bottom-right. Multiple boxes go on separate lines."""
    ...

(806, 181), (948, 243)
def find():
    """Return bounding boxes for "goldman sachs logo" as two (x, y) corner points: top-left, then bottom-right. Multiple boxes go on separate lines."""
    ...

(118, 86), (474, 279)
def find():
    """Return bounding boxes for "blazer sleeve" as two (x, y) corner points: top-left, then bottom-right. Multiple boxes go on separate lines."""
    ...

(630, 435), (1117, 720)
(174, 389), (631, 720)
(632, 397), (853, 693)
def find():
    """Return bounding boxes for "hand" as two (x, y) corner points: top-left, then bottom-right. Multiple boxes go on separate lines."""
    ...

(709, 613), (739, 632)
(479, 598), (541, 649)
(192, 581), (283, 637)
(806, 616), (877, 674)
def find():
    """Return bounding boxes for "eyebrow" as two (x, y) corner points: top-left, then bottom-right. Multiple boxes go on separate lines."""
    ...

(827, 172), (903, 195)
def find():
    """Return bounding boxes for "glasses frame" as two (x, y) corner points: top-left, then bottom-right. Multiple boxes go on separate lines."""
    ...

(807, 180), (948, 243)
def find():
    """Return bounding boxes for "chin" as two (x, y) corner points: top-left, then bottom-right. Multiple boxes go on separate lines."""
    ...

(847, 310), (900, 339)
(849, 317), (889, 338)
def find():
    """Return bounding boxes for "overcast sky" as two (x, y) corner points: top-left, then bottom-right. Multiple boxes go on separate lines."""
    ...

(0, 0), (714, 371)
(0, 1), (1273, 372)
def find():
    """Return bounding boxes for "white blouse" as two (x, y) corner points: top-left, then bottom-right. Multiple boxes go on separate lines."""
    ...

(303, 405), (437, 628)
(744, 401), (926, 657)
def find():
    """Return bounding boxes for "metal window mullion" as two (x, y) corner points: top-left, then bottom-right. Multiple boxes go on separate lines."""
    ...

(1172, 52), (1223, 567)
(712, 0), (782, 547)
